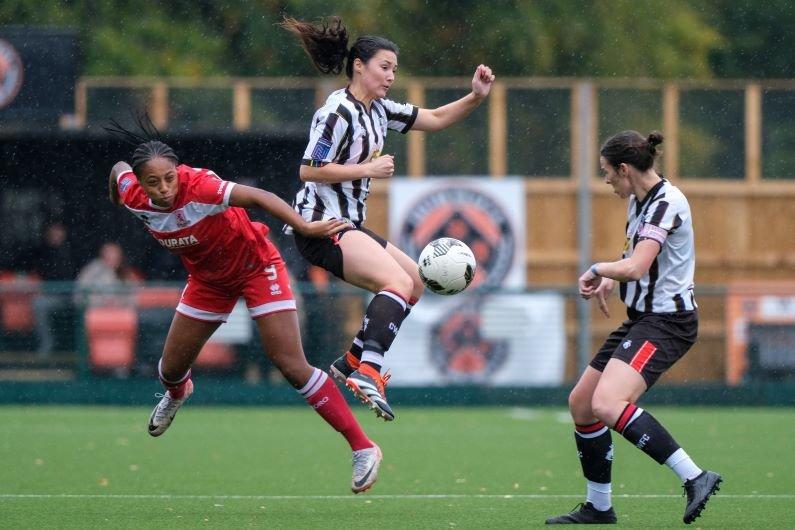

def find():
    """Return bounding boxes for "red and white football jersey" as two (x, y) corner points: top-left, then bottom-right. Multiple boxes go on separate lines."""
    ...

(117, 165), (272, 286)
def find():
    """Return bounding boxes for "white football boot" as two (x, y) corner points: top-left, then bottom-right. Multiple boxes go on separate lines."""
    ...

(148, 379), (194, 437)
(351, 444), (382, 494)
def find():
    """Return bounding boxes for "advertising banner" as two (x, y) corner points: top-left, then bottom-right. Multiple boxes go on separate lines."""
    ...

(0, 27), (79, 127)
(389, 178), (525, 289)
(388, 178), (565, 386)
(388, 292), (566, 386)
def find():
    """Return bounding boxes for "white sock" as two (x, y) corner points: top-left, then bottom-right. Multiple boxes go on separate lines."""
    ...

(361, 350), (385, 368)
(297, 367), (327, 399)
(665, 448), (703, 482)
(586, 480), (612, 511)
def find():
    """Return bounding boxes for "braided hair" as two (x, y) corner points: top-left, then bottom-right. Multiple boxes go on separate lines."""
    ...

(104, 112), (179, 177)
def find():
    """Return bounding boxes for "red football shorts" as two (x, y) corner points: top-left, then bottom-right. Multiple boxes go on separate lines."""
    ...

(176, 241), (296, 322)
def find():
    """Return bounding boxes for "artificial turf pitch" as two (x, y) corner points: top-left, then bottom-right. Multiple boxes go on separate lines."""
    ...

(1, 406), (793, 528)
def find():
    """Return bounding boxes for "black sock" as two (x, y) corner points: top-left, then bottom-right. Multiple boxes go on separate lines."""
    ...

(348, 329), (364, 359)
(574, 421), (613, 484)
(614, 403), (680, 465)
(349, 300), (413, 361)
(360, 291), (408, 371)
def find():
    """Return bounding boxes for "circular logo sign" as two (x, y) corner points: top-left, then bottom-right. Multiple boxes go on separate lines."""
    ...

(0, 39), (24, 109)
(430, 299), (508, 382)
(398, 186), (515, 289)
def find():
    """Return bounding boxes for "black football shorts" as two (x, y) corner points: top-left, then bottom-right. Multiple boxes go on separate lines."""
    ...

(589, 309), (698, 388)
(293, 224), (388, 280)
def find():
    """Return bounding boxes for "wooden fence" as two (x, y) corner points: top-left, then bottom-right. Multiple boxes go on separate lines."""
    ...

(73, 76), (795, 383)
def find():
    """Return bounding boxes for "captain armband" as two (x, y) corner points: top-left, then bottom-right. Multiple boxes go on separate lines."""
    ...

(637, 223), (668, 245)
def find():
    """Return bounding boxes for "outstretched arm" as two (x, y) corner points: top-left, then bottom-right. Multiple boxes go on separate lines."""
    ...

(412, 64), (495, 132)
(229, 184), (347, 237)
(109, 161), (132, 206)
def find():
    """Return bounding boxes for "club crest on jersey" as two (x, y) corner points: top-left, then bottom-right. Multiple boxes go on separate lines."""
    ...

(623, 339), (632, 349)
(158, 234), (199, 249)
(119, 177), (133, 193)
(174, 210), (189, 228)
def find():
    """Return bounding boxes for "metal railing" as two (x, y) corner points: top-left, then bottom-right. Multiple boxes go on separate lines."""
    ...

(1, 281), (733, 385)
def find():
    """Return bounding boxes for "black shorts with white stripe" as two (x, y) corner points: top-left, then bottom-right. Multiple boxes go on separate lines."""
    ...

(589, 308), (698, 388)
(293, 225), (388, 280)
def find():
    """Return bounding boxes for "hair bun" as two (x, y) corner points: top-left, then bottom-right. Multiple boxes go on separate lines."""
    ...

(647, 131), (664, 148)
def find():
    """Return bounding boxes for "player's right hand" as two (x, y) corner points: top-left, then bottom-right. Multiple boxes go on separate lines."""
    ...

(299, 218), (350, 238)
(367, 155), (395, 179)
(578, 269), (601, 299)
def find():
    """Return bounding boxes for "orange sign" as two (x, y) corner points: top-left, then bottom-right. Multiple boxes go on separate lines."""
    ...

(725, 282), (795, 385)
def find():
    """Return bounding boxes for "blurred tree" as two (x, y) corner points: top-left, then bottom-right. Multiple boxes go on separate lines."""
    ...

(706, 0), (794, 78)
(5, 0), (786, 79)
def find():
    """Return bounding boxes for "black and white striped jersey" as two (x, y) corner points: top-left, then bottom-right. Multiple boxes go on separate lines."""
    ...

(619, 178), (698, 313)
(286, 88), (418, 233)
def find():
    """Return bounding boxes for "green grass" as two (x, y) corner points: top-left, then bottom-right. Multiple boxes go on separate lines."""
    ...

(1, 406), (793, 528)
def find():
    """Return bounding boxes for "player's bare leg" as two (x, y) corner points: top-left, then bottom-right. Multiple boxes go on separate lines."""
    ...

(256, 310), (382, 492)
(149, 313), (220, 437)
(332, 232), (413, 420)
(331, 242), (422, 387)
(599, 360), (720, 525)
(384, 242), (425, 303)
(546, 367), (618, 524)
(331, 241), (422, 385)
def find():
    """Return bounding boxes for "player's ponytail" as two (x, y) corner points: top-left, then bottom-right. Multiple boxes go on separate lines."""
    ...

(104, 112), (179, 177)
(600, 130), (662, 172)
(281, 16), (398, 80)
(281, 16), (349, 75)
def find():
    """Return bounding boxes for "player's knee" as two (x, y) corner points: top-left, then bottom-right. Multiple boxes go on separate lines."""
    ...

(590, 392), (619, 426)
(568, 387), (593, 423)
(410, 274), (425, 300)
(383, 270), (414, 300)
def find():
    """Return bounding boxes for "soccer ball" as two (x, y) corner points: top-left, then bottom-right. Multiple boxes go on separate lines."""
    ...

(417, 238), (477, 295)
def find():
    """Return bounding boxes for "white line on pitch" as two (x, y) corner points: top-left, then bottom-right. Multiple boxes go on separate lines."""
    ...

(0, 493), (793, 500)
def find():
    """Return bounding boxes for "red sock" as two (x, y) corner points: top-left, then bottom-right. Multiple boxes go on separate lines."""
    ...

(164, 378), (190, 399)
(301, 368), (373, 451)
(158, 358), (191, 399)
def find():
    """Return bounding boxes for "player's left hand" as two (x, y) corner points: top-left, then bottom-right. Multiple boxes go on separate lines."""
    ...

(578, 268), (603, 299)
(472, 64), (495, 99)
(594, 278), (615, 318)
(300, 219), (349, 238)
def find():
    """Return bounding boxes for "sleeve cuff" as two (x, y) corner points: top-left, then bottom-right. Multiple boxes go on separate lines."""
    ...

(222, 181), (236, 206)
(117, 169), (134, 184)
(401, 105), (419, 134)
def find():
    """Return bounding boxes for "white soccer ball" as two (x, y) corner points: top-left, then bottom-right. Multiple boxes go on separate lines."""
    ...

(417, 237), (477, 295)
